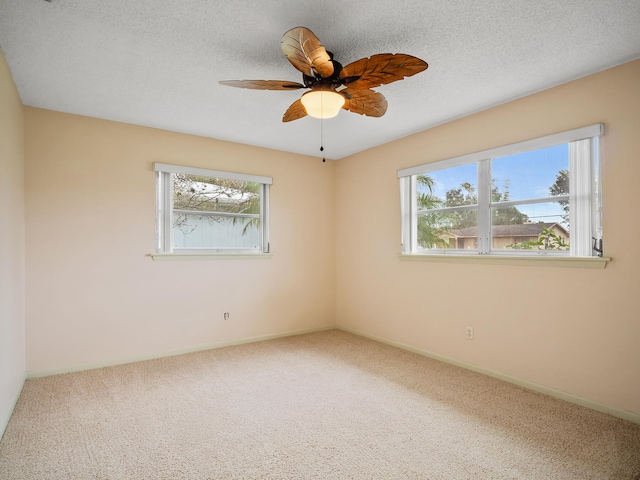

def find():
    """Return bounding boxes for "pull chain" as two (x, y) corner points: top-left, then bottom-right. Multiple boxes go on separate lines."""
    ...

(320, 92), (326, 162)
(320, 116), (325, 162)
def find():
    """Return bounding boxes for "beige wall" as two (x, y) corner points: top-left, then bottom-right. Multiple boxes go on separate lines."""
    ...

(335, 59), (640, 417)
(24, 109), (336, 374)
(0, 48), (26, 435)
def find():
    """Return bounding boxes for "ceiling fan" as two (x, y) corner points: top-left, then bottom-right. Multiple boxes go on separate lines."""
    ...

(220, 27), (428, 122)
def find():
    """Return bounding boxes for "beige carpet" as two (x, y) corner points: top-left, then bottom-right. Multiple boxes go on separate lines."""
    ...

(1, 330), (639, 479)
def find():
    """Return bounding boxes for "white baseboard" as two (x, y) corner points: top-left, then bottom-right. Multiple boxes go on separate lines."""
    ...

(0, 373), (26, 442)
(26, 325), (335, 379)
(338, 326), (640, 425)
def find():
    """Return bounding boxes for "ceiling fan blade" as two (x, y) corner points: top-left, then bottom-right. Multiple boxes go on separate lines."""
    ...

(339, 54), (428, 89)
(281, 27), (334, 79)
(219, 80), (306, 90)
(282, 99), (308, 122)
(341, 88), (388, 117)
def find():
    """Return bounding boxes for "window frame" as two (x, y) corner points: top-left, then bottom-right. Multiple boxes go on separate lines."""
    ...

(154, 163), (272, 255)
(399, 124), (604, 258)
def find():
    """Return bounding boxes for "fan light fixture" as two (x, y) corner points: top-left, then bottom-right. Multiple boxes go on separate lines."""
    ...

(300, 90), (345, 119)
(220, 27), (428, 124)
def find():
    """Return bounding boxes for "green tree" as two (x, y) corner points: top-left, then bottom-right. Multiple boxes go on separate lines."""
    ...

(444, 182), (477, 228)
(549, 169), (569, 226)
(416, 174), (449, 248)
(443, 179), (528, 228)
(490, 179), (529, 226)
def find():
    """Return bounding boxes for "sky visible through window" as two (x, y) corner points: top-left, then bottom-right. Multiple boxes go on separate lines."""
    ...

(426, 143), (569, 227)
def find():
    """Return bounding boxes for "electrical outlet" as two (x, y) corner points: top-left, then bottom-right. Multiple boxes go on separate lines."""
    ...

(465, 326), (474, 340)
(223, 312), (230, 321)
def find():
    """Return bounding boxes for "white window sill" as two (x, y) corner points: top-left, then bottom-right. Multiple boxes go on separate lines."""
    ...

(399, 254), (610, 269)
(149, 252), (273, 261)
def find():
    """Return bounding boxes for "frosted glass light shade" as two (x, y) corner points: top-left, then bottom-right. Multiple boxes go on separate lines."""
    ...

(300, 90), (345, 119)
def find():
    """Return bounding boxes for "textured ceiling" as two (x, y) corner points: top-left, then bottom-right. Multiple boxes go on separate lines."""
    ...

(1, 1), (640, 160)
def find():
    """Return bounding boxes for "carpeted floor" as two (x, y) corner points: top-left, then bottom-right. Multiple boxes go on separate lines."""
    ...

(1, 329), (639, 479)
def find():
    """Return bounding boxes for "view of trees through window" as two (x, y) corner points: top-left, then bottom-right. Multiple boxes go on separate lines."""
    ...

(416, 144), (570, 251)
(172, 173), (261, 249)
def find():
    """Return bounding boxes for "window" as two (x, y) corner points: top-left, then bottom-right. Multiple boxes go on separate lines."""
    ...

(155, 163), (271, 254)
(399, 124), (603, 258)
